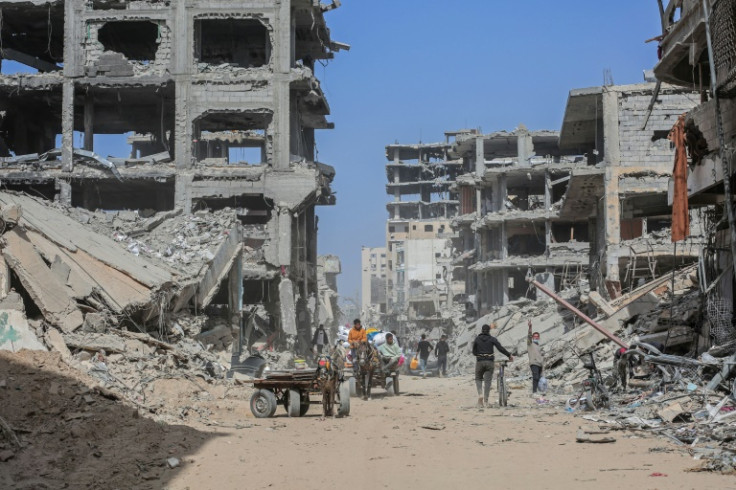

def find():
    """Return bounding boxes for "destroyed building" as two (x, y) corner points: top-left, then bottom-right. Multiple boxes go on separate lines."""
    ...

(653, 0), (736, 346)
(451, 127), (590, 315)
(360, 245), (387, 321)
(451, 82), (703, 319)
(557, 81), (703, 299)
(0, 0), (347, 355)
(379, 136), (467, 336)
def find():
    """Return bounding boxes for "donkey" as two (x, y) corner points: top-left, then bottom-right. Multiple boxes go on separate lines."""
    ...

(355, 341), (381, 400)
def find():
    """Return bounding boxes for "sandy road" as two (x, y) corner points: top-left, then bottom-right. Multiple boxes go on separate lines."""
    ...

(168, 375), (735, 490)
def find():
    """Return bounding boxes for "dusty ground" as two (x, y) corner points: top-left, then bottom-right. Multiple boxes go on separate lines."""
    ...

(2, 352), (736, 489)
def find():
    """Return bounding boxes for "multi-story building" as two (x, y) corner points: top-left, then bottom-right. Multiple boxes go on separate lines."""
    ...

(558, 82), (702, 297)
(653, 0), (736, 346)
(382, 135), (468, 335)
(451, 126), (591, 316)
(361, 246), (388, 318)
(453, 82), (702, 318)
(0, 0), (347, 353)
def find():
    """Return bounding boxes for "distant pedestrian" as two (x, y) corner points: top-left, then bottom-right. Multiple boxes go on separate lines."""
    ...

(312, 324), (329, 354)
(472, 324), (513, 408)
(527, 320), (544, 394)
(435, 335), (450, 377)
(416, 334), (433, 377)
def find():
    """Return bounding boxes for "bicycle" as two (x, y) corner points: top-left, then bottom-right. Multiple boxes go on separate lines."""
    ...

(497, 360), (509, 407)
(566, 351), (609, 411)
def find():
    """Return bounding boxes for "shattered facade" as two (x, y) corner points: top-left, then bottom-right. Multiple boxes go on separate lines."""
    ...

(381, 136), (467, 336)
(360, 245), (387, 320)
(451, 126), (590, 317)
(0, 0), (347, 355)
(451, 82), (703, 320)
(558, 82), (703, 299)
(654, 0), (736, 346)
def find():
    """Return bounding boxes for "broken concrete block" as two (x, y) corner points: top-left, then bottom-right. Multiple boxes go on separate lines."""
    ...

(0, 310), (47, 352)
(82, 313), (108, 333)
(279, 278), (297, 336)
(658, 401), (686, 423)
(2, 228), (83, 332)
(63, 332), (126, 353)
(0, 291), (25, 312)
(44, 327), (72, 360)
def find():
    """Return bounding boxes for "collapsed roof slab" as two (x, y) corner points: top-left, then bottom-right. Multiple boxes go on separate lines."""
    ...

(558, 167), (604, 219)
(0, 191), (174, 288)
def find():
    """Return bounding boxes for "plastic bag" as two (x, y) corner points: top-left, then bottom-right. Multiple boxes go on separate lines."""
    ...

(537, 376), (548, 393)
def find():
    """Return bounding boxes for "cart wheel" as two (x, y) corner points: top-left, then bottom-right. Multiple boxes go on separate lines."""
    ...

(337, 381), (351, 417)
(393, 374), (400, 395)
(300, 392), (310, 416)
(287, 388), (301, 417)
(250, 389), (277, 418)
(349, 377), (357, 397)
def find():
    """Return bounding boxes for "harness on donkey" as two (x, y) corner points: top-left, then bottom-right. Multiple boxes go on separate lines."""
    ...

(355, 341), (381, 400)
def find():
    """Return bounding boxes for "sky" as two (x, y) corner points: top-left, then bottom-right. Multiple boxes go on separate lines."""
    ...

(315, 0), (665, 302)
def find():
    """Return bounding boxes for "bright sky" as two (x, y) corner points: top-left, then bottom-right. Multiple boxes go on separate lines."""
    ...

(316, 0), (665, 301)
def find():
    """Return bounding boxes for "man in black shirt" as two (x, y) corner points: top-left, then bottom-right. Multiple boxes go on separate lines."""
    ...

(435, 335), (450, 377)
(472, 324), (513, 408)
(416, 334), (433, 377)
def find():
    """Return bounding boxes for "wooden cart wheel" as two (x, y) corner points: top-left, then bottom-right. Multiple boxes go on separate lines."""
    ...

(250, 389), (277, 418)
(287, 388), (301, 417)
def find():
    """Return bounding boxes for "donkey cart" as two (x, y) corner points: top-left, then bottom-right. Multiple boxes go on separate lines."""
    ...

(248, 368), (350, 418)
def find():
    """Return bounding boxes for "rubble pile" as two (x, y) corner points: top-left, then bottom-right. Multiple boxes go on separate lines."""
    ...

(68, 206), (238, 278)
(449, 264), (736, 472)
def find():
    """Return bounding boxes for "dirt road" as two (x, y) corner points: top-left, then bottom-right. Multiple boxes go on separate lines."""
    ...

(169, 375), (734, 490)
(2, 351), (734, 489)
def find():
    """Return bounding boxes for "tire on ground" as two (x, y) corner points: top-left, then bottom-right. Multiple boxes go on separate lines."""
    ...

(250, 389), (277, 418)
(287, 388), (301, 417)
(337, 381), (351, 417)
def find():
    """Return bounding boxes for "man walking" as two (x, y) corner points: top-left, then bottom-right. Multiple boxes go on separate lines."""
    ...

(435, 335), (450, 377)
(527, 320), (544, 395)
(472, 324), (513, 408)
(416, 334), (433, 377)
(311, 324), (329, 354)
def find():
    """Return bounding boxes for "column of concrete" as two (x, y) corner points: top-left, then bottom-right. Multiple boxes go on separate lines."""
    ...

(173, 1), (191, 171)
(474, 134), (484, 177)
(516, 124), (533, 167)
(272, 2), (292, 170)
(602, 89), (622, 284)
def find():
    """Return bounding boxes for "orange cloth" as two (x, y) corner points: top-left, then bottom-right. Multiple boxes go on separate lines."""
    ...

(669, 113), (689, 242)
(348, 326), (367, 346)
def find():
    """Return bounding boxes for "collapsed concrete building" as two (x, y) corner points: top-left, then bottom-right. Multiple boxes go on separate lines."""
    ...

(375, 136), (466, 337)
(452, 127), (590, 314)
(0, 0), (347, 356)
(653, 0), (736, 346)
(557, 82), (703, 298)
(450, 82), (703, 320)
(360, 245), (387, 322)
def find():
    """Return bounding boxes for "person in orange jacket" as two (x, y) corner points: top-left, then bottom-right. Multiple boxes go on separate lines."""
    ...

(348, 319), (367, 374)
(348, 318), (367, 346)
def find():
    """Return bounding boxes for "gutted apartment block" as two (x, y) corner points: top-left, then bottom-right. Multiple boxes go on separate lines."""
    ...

(558, 82), (702, 298)
(0, 0), (346, 353)
(451, 127), (591, 314)
(379, 136), (467, 335)
(653, 0), (736, 344)
(449, 82), (702, 318)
